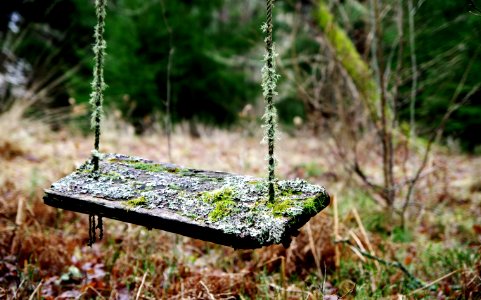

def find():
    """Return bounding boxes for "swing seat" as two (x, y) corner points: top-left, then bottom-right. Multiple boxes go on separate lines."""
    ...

(43, 153), (330, 249)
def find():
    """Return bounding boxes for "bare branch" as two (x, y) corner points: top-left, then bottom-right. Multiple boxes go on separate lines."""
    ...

(400, 38), (481, 223)
(335, 239), (425, 288)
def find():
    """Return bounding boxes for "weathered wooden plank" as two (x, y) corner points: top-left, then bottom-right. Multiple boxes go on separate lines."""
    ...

(43, 153), (330, 249)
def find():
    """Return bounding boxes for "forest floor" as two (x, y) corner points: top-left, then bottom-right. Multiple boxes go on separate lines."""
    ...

(0, 108), (480, 299)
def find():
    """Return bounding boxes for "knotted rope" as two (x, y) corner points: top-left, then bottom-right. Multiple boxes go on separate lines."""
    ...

(262, 0), (280, 203)
(88, 0), (107, 246)
(91, 0), (107, 172)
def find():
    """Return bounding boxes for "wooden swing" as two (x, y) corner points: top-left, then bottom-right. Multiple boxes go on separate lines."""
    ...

(43, 0), (330, 249)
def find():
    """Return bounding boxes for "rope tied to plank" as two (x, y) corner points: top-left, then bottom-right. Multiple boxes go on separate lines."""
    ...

(91, 0), (107, 173)
(88, 215), (103, 247)
(88, 0), (107, 246)
(85, 0), (279, 243)
(261, 0), (280, 203)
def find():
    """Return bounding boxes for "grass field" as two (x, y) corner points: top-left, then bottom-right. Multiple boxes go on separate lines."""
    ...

(0, 107), (480, 299)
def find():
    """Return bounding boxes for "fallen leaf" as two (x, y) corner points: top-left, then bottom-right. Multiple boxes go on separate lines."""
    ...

(473, 224), (481, 235)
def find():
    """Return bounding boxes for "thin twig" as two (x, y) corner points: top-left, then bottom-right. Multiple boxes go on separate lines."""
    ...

(410, 269), (460, 294)
(335, 239), (424, 288)
(136, 271), (148, 300)
(28, 280), (42, 300)
(200, 281), (216, 300)
(333, 195), (340, 268)
(268, 283), (311, 295)
(348, 230), (367, 253)
(352, 208), (380, 269)
(84, 285), (105, 299)
(306, 222), (322, 276)
(352, 158), (385, 198)
(401, 46), (481, 224)
(280, 256), (287, 300)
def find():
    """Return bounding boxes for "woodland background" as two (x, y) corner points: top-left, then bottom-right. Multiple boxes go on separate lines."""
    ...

(0, 0), (480, 299)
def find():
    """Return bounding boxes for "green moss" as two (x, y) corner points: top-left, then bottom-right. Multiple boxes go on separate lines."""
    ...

(130, 162), (165, 172)
(209, 200), (236, 222)
(200, 187), (237, 222)
(316, 1), (385, 122)
(278, 188), (302, 197)
(178, 169), (195, 177)
(265, 192), (326, 218)
(268, 199), (295, 217)
(302, 195), (323, 213)
(201, 187), (234, 203)
(103, 171), (124, 180)
(125, 196), (148, 208)
(77, 168), (124, 181)
(78, 168), (92, 175)
(126, 161), (181, 173)
(124, 160), (188, 174)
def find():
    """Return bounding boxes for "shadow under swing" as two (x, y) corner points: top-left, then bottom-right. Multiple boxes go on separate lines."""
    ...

(43, 0), (330, 249)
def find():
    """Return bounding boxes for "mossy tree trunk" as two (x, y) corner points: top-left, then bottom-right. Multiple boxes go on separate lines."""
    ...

(315, 0), (390, 125)
(315, 0), (396, 209)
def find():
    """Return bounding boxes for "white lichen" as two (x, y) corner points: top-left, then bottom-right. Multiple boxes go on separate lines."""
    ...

(49, 153), (329, 246)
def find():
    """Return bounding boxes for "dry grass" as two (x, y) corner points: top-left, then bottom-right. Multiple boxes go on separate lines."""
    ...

(0, 103), (480, 299)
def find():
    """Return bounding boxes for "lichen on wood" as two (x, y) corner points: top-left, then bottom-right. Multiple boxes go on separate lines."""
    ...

(90, 0), (108, 172)
(261, 0), (280, 203)
(44, 153), (330, 249)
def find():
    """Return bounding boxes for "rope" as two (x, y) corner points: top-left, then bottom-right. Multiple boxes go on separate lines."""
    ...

(90, 0), (107, 172)
(262, 0), (279, 203)
(88, 214), (96, 246)
(88, 215), (103, 247)
(97, 215), (103, 240)
(88, 0), (107, 247)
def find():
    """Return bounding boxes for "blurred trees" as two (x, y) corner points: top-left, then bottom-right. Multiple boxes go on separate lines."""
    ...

(1, 0), (480, 150)
(274, 0), (481, 218)
(409, 0), (481, 151)
(2, 0), (263, 131)
(70, 0), (265, 132)
(277, 0), (481, 152)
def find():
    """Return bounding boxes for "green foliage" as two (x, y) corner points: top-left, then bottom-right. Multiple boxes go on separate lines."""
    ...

(276, 96), (306, 124)
(68, 0), (262, 128)
(7, 0), (481, 150)
(420, 244), (480, 273)
(391, 227), (413, 243)
(400, 0), (481, 151)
